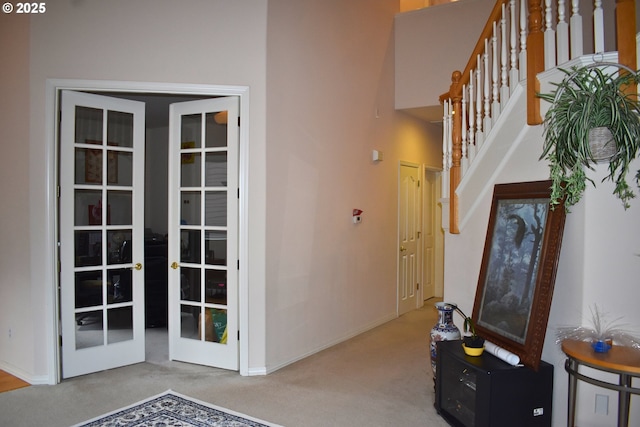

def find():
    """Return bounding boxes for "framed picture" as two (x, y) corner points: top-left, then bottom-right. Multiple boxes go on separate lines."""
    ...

(472, 180), (566, 370)
(181, 141), (196, 164)
(84, 140), (118, 184)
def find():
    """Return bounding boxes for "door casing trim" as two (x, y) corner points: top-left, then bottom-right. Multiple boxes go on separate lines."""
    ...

(45, 79), (251, 383)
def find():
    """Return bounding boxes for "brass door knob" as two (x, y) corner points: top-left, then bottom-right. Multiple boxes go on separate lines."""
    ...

(171, 262), (179, 270)
(132, 263), (142, 271)
(400, 246), (407, 252)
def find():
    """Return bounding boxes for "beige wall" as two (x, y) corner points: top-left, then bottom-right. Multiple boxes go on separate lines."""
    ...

(395, 0), (494, 118)
(0, 0), (444, 382)
(1, 0), (268, 381)
(265, 0), (442, 370)
(0, 13), (34, 379)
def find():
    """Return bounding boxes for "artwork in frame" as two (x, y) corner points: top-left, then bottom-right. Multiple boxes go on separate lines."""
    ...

(472, 180), (566, 370)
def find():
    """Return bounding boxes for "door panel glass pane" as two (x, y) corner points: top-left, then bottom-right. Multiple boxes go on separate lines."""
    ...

(180, 267), (201, 302)
(205, 270), (227, 305)
(108, 269), (132, 304)
(75, 310), (103, 349)
(75, 230), (102, 267)
(205, 153), (227, 187)
(107, 191), (132, 225)
(107, 111), (134, 148)
(75, 106), (103, 145)
(75, 272), (103, 308)
(107, 150), (133, 186)
(180, 305), (200, 339)
(180, 230), (201, 263)
(205, 231), (227, 265)
(75, 148), (103, 185)
(181, 153), (201, 187)
(205, 112), (227, 148)
(202, 308), (227, 343)
(107, 306), (133, 344)
(181, 114), (201, 148)
(107, 230), (132, 264)
(180, 191), (201, 225)
(205, 192), (226, 226)
(75, 190), (104, 226)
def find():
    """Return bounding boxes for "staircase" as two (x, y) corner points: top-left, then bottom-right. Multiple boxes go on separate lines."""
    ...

(438, 0), (638, 233)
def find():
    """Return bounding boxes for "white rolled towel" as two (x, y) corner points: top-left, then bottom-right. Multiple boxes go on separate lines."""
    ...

(485, 340), (521, 366)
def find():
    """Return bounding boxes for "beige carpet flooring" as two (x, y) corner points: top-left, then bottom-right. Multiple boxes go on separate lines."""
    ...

(0, 301), (449, 427)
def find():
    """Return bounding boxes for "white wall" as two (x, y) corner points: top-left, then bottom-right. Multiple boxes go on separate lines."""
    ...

(265, 0), (443, 370)
(443, 83), (640, 426)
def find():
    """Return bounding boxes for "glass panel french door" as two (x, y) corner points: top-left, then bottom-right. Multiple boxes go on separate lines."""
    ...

(168, 97), (239, 370)
(59, 91), (145, 378)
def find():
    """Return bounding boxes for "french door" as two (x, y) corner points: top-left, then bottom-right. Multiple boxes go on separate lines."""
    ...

(59, 91), (146, 378)
(168, 97), (239, 370)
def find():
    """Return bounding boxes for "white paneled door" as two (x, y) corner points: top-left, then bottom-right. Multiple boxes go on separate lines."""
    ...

(59, 91), (146, 378)
(398, 162), (422, 315)
(168, 97), (239, 370)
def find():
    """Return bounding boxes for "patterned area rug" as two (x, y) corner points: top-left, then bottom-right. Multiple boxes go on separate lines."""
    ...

(73, 390), (282, 427)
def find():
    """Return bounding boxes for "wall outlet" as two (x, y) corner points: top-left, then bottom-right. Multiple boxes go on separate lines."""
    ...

(595, 394), (609, 415)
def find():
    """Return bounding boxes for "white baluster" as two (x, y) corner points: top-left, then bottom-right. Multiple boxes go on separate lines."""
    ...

(500, 4), (509, 109)
(556, 0), (569, 64)
(476, 56), (484, 150)
(519, 0), (527, 81)
(483, 38), (491, 134)
(593, 0), (604, 53)
(461, 84), (468, 175)
(441, 99), (449, 198)
(570, 0), (583, 58)
(442, 99), (448, 173)
(491, 22), (500, 124)
(544, 0), (556, 69)
(468, 69), (476, 164)
(509, 0), (519, 93)
(447, 100), (452, 170)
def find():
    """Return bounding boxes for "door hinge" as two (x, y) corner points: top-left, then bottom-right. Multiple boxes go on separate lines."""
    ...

(237, 260), (240, 270)
(59, 335), (62, 347)
(417, 180), (421, 187)
(238, 117), (240, 127)
(237, 188), (240, 199)
(238, 330), (240, 341)
(417, 283), (420, 290)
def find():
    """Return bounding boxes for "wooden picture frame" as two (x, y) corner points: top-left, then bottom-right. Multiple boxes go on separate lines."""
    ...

(472, 180), (566, 370)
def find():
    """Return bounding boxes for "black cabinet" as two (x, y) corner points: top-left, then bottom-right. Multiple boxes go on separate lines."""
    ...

(144, 241), (168, 328)
(435, 340), (553, 427)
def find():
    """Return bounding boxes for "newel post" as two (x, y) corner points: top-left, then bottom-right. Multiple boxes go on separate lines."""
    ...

(449, 71), (462, 235)
(526, 0), (544, 125)
(616, 0), (637, 83)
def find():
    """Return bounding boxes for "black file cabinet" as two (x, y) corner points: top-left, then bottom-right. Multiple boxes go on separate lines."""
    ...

(435, 340), (553, 427)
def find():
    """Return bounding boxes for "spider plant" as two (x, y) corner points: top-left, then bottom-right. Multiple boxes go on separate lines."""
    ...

(538, 64), (640, 210)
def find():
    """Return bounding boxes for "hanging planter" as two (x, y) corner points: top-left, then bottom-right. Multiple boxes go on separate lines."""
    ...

(538, 63), (640, 210)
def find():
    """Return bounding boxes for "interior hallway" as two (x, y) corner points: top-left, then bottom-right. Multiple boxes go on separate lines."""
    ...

(0, 300), (447, 426)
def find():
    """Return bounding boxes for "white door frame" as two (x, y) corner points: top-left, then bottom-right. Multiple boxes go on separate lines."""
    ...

(45, 79), (251, 382)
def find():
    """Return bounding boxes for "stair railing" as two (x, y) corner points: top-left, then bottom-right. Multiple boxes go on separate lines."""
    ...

(440, 0), (637, 234)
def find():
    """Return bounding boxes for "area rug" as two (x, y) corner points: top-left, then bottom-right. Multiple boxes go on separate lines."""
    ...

(73, 390), (282, 427)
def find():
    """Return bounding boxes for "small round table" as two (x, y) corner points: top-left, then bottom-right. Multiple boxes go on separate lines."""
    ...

(561, 339), (640, 427)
